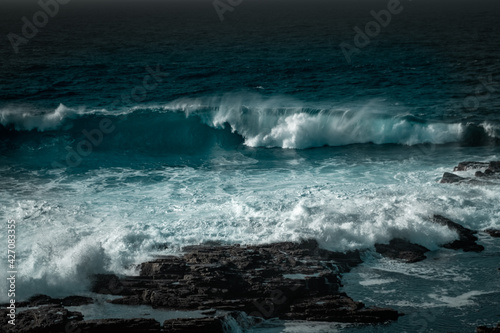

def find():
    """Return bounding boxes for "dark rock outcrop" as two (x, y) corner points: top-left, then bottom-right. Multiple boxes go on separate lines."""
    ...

(1, 294), (93, 309)
(74, 318), (161, 333)
(432, 215), (484, 252)
(488, 161), (500, 172)
(375, 238), (430, 263)
(442, 161), (500, 183)
(7, 241), (401, 333)
(91, 274), (126, 295)
(477, 323), (500, 333)
(485, 229), (500, 238)
(162, 312), (261, 333)
(284, 294), (401, 323)
(163, 317), (223, 333)
(4, 309), (257, 333)
(440, 172), (467, 184)
(93, 239), (400, 324)
(0, 305), (84, 333)
(30, 294), (93, 307)
(453, 162), (489, 171)
(476, 171), (486, 177)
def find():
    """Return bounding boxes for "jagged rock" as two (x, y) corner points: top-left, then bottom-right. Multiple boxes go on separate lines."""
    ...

(285, 294), (401, 323)
(488, 161), (500, 172)
(23, 294), (54, 306)
(163, 317), (223, 333)
(443, 161), (500, 184)
(0, 304), (256, 333)
(0, 305), (83, 333)
(61, 296), (94, 306)
(98, 240), (400, 324)
(74, 318), (161, 333)
(34, 294), (92, 307)
(477, 323), (500, 333)
(162, 312), (260, 333)
(453, 162), (489, 171)
(484, 229), (500, 238)
(476, 162), (500, 178)
(432, 215), (484, 252)
(375, 238), (429, 263)
(476, 171), (486, 177)
(91, 274), (126, 295)
(140, 256), (186, 278)
(1, 295), (93, 309)
(440, 172), (466, 184)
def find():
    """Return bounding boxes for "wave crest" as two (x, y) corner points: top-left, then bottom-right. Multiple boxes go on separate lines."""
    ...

(0, 104), (81, 131)
(1, 94), (498, 150)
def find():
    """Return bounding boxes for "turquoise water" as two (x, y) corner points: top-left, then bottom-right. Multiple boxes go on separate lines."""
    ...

(1, 1), (499, 331)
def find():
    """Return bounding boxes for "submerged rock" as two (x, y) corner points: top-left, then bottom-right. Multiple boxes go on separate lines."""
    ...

(375, 238), (429, 263)
(432, 215), (484, 252)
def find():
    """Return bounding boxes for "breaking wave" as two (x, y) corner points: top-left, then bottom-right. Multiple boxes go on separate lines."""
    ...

(1, 95), (498, 153)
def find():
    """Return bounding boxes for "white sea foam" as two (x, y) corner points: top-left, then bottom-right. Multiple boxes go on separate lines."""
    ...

(481, 122), (500, 138)
(182, 94), (467, 148)
(4, 94), (494, 150)
(2, 152), (499, 302)
(0, 104), (81, 131)
(428, 290), (496, 308)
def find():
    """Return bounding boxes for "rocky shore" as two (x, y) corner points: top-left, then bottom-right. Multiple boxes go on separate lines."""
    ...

(440, 161), (500, 184)
(3, 221), (498, 333)
(102, 239), (399, 324)
(2, 161), (499, 332)
(2, 240), (402, 332)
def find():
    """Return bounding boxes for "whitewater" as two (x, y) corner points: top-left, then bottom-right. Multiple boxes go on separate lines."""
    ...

(1, 96), (499, 308)
(1, 0), (500, 331)
(1, 100), (499, 298)
(1, 94), (498, 152)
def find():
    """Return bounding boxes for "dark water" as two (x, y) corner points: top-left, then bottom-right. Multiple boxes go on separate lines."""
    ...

(1, 1), (499, 332)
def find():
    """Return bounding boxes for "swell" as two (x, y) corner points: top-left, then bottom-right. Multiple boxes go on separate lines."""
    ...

(1, 99), (499, 156)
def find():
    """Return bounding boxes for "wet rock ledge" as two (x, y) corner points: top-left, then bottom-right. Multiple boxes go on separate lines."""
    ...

(440, 161), (500, 184)
(101, 239), (400, 323)
(374, 214), (487, 263)
(1, 240), (402, 333)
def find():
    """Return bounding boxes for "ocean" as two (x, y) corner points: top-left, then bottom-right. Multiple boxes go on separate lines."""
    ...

(1, 0), (499, 331)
